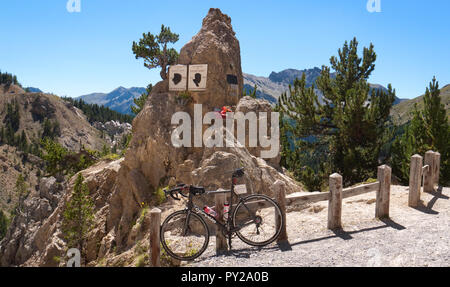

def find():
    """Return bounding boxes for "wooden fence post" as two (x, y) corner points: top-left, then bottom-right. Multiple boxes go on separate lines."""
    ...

(424, 151), (435, 193)
(272, 180), (287, 243)
(215, 193), (228, 254)
(376, 165), (391, 218)
(149, 208), (161, 267)
(328, 173), (342, 230)
(409, 155), (423, 207)
(434, 152), (441, 186)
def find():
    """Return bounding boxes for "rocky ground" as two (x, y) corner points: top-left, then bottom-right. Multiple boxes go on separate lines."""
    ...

(187, 185), (450, 267)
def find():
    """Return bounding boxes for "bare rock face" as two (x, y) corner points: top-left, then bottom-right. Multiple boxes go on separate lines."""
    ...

(235, 96), (281, 169)
(186, 129), (300, 198)
(39, 177), (63, 209)
(0, 160), (124, 267)
(178, 8), (243, 110)
(30, 96), (56, 121)
(0, 177), (63, 266)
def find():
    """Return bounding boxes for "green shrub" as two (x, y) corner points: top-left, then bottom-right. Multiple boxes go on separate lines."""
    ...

(154, 186), (167, 205)
(300, 166), (325, 192)
(135, 253), (149, 267)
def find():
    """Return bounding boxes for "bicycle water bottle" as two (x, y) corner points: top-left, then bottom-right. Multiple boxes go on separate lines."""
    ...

(223, 202), (230, 221)
(203, 205), (217, 218)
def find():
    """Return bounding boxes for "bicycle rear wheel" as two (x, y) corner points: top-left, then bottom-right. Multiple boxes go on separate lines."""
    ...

(160, 210), (210, 261)
(232, 194), (283, 247)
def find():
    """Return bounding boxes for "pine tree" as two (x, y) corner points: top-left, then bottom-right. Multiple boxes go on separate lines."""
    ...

(131, 84), (152, 115)
(19, 130), (28, 152)
(132, 25), (179, 80)
(111, 144), (117, 154)
(62, 173), (94, 261)
(278, 38), (395, 186)
(42, 138), (69, 176)
(0, 71), (22, 88)
(101, 144), (110, 156)
(15, 174), (28, 213)
(0, 210), (8, 241)
(0, 126), (5, 144)
(3, 100), (20, 132)
(61, 97), (134, 124)
(6, 123), (14, 145)
(392, 77), (450, 185)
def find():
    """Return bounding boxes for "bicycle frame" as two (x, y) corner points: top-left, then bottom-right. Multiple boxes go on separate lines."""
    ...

(183, 176), (258, 249)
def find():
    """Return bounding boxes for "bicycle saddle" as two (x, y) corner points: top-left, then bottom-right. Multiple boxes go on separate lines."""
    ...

(233, 168), (245, 178)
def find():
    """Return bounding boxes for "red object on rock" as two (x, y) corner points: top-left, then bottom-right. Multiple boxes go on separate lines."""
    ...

(220, 106), (232, 119)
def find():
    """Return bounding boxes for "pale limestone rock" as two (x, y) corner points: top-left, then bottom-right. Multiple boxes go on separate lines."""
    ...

(178, 8), (243, 111)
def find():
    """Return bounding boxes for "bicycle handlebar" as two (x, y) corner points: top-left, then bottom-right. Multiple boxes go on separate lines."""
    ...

(164, 184), (189, 201)
(164, 167), (245, 200)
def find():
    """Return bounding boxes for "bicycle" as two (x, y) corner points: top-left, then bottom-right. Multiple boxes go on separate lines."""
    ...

(160, 168), (284, 261)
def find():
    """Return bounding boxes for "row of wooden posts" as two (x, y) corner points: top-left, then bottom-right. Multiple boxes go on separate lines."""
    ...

(408, 151), (441, 207)
(147, 151), (441, 266)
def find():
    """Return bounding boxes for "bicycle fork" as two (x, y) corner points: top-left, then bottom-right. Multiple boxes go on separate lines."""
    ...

(183, 211), (192, 236)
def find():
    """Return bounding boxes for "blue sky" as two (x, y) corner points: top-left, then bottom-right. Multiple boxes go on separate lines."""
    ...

(0, 0), (449, 99)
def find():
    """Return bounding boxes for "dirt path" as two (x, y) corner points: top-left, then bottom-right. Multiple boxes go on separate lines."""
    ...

(187, 185), (450, 267)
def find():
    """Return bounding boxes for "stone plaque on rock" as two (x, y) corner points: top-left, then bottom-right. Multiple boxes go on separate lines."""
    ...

(188, 64), (208, 91)
(169, 65), (187, 91)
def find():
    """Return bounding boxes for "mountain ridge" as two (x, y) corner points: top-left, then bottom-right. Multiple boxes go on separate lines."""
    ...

(390, 83), (450, 125)
(244, 68), (406, 105)
(78, 86), (146, 115)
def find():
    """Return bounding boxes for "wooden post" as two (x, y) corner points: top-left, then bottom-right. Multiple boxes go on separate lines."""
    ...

(149, 208), (161, 267)
(376, 165), (391, 218)
(328, 173), (342, 230)
(215, 193), (228, 254)
(434, 152), (441, 186)
(272, 180), (287, 243)
(424, 151), (435, 193)
(408, 155), (423, 207)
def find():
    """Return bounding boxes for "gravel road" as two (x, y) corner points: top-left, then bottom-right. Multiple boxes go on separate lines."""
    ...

(186, 185), (450, 267)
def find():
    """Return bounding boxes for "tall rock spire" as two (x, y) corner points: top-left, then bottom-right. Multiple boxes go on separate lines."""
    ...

(178, 8), (243, 110)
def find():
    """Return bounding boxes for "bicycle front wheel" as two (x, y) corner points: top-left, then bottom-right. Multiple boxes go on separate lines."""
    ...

(232, 194), (283, 247)
(160, 210), (210, 261)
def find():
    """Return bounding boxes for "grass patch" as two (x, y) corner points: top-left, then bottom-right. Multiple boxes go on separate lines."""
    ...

(160, 241), (180, 267)
(137, 202), (149, 226)
(97, 257), (106, 267)
(101, 153), (121, 161)
(363, 178), (378, 184)
(53, 256), (61, 264)
(134, 240), (149, 267)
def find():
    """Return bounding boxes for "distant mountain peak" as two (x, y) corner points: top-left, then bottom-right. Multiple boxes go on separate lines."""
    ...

(112, 86), (127, 92)
(78, 86), (146, 115)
